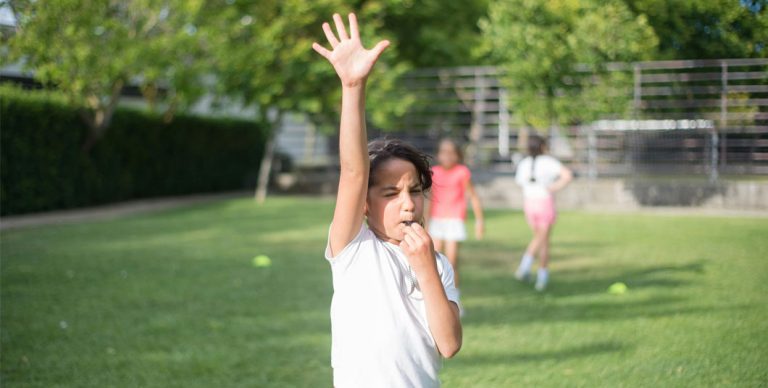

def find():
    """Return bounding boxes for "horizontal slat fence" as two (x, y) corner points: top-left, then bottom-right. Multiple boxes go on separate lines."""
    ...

(376, 59), (768, 178)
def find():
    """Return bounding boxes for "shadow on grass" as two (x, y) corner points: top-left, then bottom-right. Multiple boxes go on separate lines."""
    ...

(460, 258), (725, 326)
(453, 341), (628, 366)
(546, 260), (707, 298)
(465, 259), (708, 300)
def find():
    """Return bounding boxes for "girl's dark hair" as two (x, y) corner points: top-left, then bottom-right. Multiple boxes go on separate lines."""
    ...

(439, 138), (464, 163)
(527, 134), (547, 183)
(368, 138), (432, 191)
(528, 135), (546, 157)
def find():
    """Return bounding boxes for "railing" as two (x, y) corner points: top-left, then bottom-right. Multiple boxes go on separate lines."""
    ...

(377, 59), (768, 178)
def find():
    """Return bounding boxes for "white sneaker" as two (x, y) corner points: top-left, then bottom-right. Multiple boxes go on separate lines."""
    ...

(515, 267), (531, 281)
(534, 275), (548, 291)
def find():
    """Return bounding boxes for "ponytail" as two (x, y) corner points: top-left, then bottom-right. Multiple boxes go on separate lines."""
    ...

(527, 134), (546, 183)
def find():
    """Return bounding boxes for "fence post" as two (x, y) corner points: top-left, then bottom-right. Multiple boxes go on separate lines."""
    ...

(587, 126), (597, 180)
(720, 61), (728, 129)
(719, 61), (729, 172)
(498, 87), (510, 159)
(467, 68), (486, 166)
(709, 62), (728, 182)
(633, 63), (641, 118)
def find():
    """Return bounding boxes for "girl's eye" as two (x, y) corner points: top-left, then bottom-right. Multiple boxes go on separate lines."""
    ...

(410, 189), (422, 194)
(384, 193), (397, 197)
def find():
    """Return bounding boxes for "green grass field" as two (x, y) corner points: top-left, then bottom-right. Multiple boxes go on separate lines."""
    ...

(2, 197), (767, 387)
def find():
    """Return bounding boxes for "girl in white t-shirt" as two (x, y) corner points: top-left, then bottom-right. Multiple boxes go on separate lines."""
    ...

(514, 135), (573, 291)
(312, 13), (462, 387)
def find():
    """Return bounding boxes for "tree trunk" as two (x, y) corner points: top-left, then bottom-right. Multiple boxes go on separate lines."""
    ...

(80, 80), (125, 152)
(255, 113), (283, 204)
(465, 69), (487, 166)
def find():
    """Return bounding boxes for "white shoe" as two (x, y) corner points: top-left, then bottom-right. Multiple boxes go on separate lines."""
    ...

(534, 276), (548, 291)
(515, 267), (531, 281)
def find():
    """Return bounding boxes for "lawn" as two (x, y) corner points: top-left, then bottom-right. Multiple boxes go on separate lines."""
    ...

(1, 197), (767, 387)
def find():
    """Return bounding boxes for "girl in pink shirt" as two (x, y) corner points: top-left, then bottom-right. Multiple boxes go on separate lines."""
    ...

(427, 139), (485, 287)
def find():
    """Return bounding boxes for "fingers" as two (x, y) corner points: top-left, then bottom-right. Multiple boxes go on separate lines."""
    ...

(322, 22), (339, 48)
(403, 224), (431, 249)
(403, 233), (419, 250)
(348, 13), (359, 40)
(312, 42), (331, 59)
(370, 40), (390, 60)
(408, 222), (430, 240)
(332, 13), (349, 40)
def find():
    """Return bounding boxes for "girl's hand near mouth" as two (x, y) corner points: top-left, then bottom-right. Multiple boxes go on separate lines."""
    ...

(400, 223), (438, 278)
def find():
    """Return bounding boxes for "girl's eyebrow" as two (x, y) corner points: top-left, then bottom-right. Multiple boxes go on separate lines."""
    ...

(379, 182), (421, 191)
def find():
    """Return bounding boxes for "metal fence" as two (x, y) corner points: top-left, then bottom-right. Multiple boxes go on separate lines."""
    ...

(376, 58), (768, 179)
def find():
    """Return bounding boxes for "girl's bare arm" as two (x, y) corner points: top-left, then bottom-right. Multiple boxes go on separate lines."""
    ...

(313, 13), (389, 256)
(548, 165), (573, 193)
(466, 180), (484, 240)
(401, 223), (462, 358)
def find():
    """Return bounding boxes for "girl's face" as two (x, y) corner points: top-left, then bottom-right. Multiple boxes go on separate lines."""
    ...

(437, 141), (460, 168)
(366, 158), (425, 243)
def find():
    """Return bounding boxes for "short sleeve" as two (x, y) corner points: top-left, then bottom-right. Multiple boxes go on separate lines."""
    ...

(515, 157), (529, 186)
(437, 253), (460, 305)
(325, 223), (368, 264)
(545, 156), (563, 177)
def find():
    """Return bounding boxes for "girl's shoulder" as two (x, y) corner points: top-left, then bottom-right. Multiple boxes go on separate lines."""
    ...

(540, 154), (562, 165)
(450, 163), (469, 172)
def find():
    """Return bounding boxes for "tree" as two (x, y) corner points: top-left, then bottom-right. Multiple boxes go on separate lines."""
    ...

(6, 0), (209, 151)
(480, 0), (658, 130)
(381, 0), (490, 67)
(201, 0), (412, 203)
(623, 0), (768, 59)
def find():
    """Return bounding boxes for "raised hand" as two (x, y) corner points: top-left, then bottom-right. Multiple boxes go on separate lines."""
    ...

(312, 13), (390, 88)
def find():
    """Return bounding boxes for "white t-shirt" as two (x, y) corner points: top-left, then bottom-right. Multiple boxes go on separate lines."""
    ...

(515, 155), (563, 199)
(325, 224), (460, 388)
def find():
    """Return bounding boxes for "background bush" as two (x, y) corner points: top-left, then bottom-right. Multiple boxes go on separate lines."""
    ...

(1, 85), (268, 216)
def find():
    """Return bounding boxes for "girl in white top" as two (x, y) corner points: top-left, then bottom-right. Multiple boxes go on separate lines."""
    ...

(312, 13), (462, 387)
(514, 135), (573, 291)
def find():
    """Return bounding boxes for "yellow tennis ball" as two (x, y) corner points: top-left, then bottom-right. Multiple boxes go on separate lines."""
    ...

(252, 255), (272, 267)
(608, 282), (628, 295)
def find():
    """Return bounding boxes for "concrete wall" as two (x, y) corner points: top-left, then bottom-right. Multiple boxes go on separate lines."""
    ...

(472, 174), (768, 212)
(273, 169), (767, 212)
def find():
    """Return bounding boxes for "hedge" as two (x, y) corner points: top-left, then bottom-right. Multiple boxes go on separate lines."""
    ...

(0, 85), (268, 216)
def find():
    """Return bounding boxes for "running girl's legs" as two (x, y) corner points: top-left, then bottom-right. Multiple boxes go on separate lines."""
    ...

(516, 222), (552, 287)
(443, 240), (460, 287)
(532, 224), (553, 290)
(524, 225), (547, 258)
(537, 225), (552, 269)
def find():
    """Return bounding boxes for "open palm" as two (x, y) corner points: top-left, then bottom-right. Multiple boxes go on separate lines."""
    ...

(312, 13), (390, 87)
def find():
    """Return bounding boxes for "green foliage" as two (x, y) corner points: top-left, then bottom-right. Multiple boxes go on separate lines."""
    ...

(6, 0), (210, 147)
(2, 197), (767, 386)
(0, 86), (267, 215)
(381, 0), (490, 67)
(624, 0), (768, 59)
(481, 0), (658, 128)
(200, 0), (415, 133)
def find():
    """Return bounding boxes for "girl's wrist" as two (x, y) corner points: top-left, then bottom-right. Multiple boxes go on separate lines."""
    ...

(341, 78), (367, 89)
(414, 265), (441, 284)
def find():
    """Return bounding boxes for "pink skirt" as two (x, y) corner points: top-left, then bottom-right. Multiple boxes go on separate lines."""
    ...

(523, 196), (557, 228)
